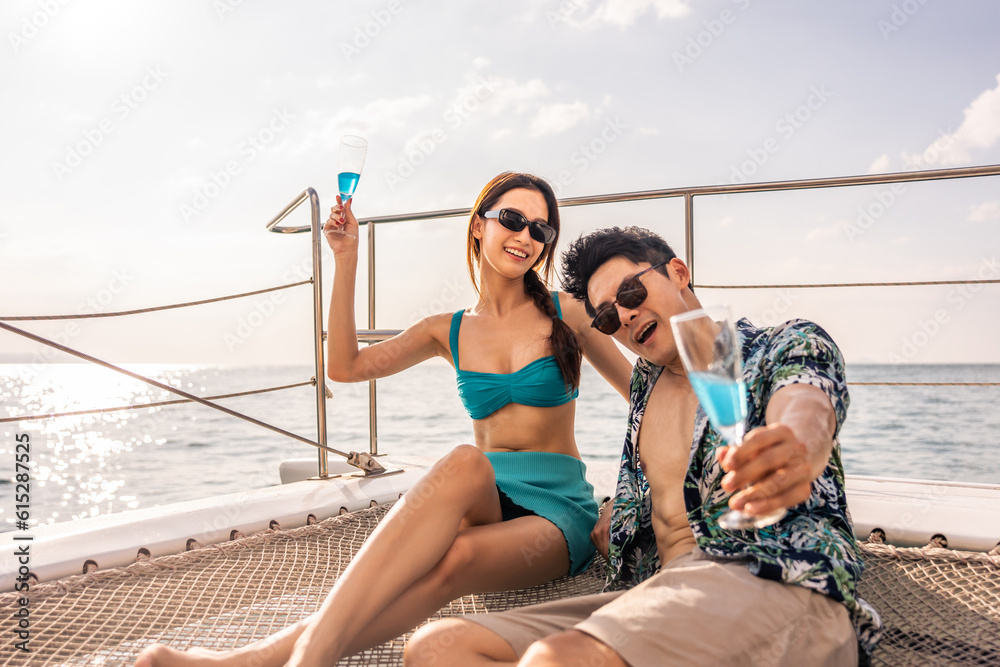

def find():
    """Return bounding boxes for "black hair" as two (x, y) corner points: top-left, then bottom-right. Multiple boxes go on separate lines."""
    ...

(560, 226), (691, 316)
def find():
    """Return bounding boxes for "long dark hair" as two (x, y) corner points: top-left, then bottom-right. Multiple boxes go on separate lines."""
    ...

(466, 172), (581, 390)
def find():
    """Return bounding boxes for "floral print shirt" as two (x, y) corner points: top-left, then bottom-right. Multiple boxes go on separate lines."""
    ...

(605, 318), (882, 655)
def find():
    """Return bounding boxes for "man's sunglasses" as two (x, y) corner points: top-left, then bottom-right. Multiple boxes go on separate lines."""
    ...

(590, 261), (669, 335)
(483, 209), (557, 244)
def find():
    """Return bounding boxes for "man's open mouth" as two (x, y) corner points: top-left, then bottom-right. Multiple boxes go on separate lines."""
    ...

(637, 321), (656, 344)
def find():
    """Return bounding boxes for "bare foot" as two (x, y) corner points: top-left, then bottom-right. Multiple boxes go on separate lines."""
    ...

(134, 643), (231, 667)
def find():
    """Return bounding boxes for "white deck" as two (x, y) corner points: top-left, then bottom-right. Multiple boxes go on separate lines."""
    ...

(1, 456), (998, 592)
(0, 457), (427, 592)
(845, 474), (1000, 551)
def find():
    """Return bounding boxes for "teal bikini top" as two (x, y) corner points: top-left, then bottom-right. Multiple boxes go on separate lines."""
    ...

(451, 291), (580, 420)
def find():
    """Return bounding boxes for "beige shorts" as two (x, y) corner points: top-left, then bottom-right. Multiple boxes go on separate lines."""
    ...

(464, 550), (858, 667)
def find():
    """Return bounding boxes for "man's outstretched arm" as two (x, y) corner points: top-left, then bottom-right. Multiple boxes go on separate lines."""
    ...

(718, 383), (837, 516)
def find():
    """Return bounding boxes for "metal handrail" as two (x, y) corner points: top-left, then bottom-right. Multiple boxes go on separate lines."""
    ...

(355, 164), (1000, 225)
(0, 188), (368, 475)
(266, 190), (316, 234)
(357, 329), (404, 343)
(265, 188), (331, 477)
(367, 210), (378, 455)
(354, 163), (1000, 284)
(278, 164), (1000, 459)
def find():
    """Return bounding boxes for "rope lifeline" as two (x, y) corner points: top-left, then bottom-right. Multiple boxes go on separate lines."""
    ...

(693, 278), (1000, 289)
(0, 321), (349, 458)
(0, 380), (316, 424)
(0, 280), (311, 321)
(849, 381), (1000, 387)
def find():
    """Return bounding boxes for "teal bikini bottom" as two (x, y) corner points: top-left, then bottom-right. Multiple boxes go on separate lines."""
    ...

(485, 451), (599, 576)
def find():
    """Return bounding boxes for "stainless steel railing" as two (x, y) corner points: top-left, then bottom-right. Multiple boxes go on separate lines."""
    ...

(265, 188), (330, 477)
(274, 164), (1000, 468)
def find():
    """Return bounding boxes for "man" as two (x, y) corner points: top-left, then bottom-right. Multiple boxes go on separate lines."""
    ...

(406, 227), (881, 666)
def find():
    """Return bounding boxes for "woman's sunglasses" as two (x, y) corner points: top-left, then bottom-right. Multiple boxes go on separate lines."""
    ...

(483, 209), (557, 244)
(590, 261), (669, 335)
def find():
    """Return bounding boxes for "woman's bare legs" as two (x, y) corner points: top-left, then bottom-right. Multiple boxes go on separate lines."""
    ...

(135, 445), (571, 667)
(335, 513), (569, 655)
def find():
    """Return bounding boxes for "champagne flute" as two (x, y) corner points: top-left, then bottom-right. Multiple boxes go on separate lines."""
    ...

(338, 135), (367, 202)
(327, 135), (367, 239)
(669, 305), (786, 530)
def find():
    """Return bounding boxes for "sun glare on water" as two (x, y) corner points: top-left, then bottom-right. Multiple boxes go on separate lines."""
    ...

(2, 363), (207, 527)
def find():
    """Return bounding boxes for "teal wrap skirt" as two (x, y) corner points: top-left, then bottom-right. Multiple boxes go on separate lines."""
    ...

(485, 451), (599, 576)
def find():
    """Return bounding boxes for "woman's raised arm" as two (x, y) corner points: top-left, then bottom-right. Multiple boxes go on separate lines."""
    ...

(324, 198), (449, 383)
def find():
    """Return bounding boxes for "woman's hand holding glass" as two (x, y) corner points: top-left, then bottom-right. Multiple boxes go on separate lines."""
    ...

(323, 195), (359, 254)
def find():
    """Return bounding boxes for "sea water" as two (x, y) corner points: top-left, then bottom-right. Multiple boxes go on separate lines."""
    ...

(1, 362), (999, 531)
(338, 172), (360, 200)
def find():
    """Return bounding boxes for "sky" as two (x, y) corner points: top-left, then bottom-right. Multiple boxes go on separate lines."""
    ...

(2, 0), (1000, 370)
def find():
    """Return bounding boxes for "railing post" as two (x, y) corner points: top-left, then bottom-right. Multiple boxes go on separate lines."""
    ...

(308, 189), (330, 478)
(367, 220), (379, 456)
(683, 191), (695, 283)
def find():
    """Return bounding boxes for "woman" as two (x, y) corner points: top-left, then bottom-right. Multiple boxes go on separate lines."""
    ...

(136, 172), (631, 667)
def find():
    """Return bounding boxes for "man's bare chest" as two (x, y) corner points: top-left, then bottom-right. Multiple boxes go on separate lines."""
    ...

(636, 379), (699, 485)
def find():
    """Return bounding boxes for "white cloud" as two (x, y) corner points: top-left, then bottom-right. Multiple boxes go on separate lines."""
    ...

(319, 94), (435, 142)
(903, 72), (1000, 168)
(492, 128), (514, 142)
(969, 200), (1000, 221)
(317, 72), (365, 90)
(487, 77), (550, 115)
(650, 0), (691, 18)
(868, 154), (890, 174)
(529, 101), (590, 137)
(805, 224), (841, 243)
(594, 0), (691, 27)
(292, 94), (435, 156)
